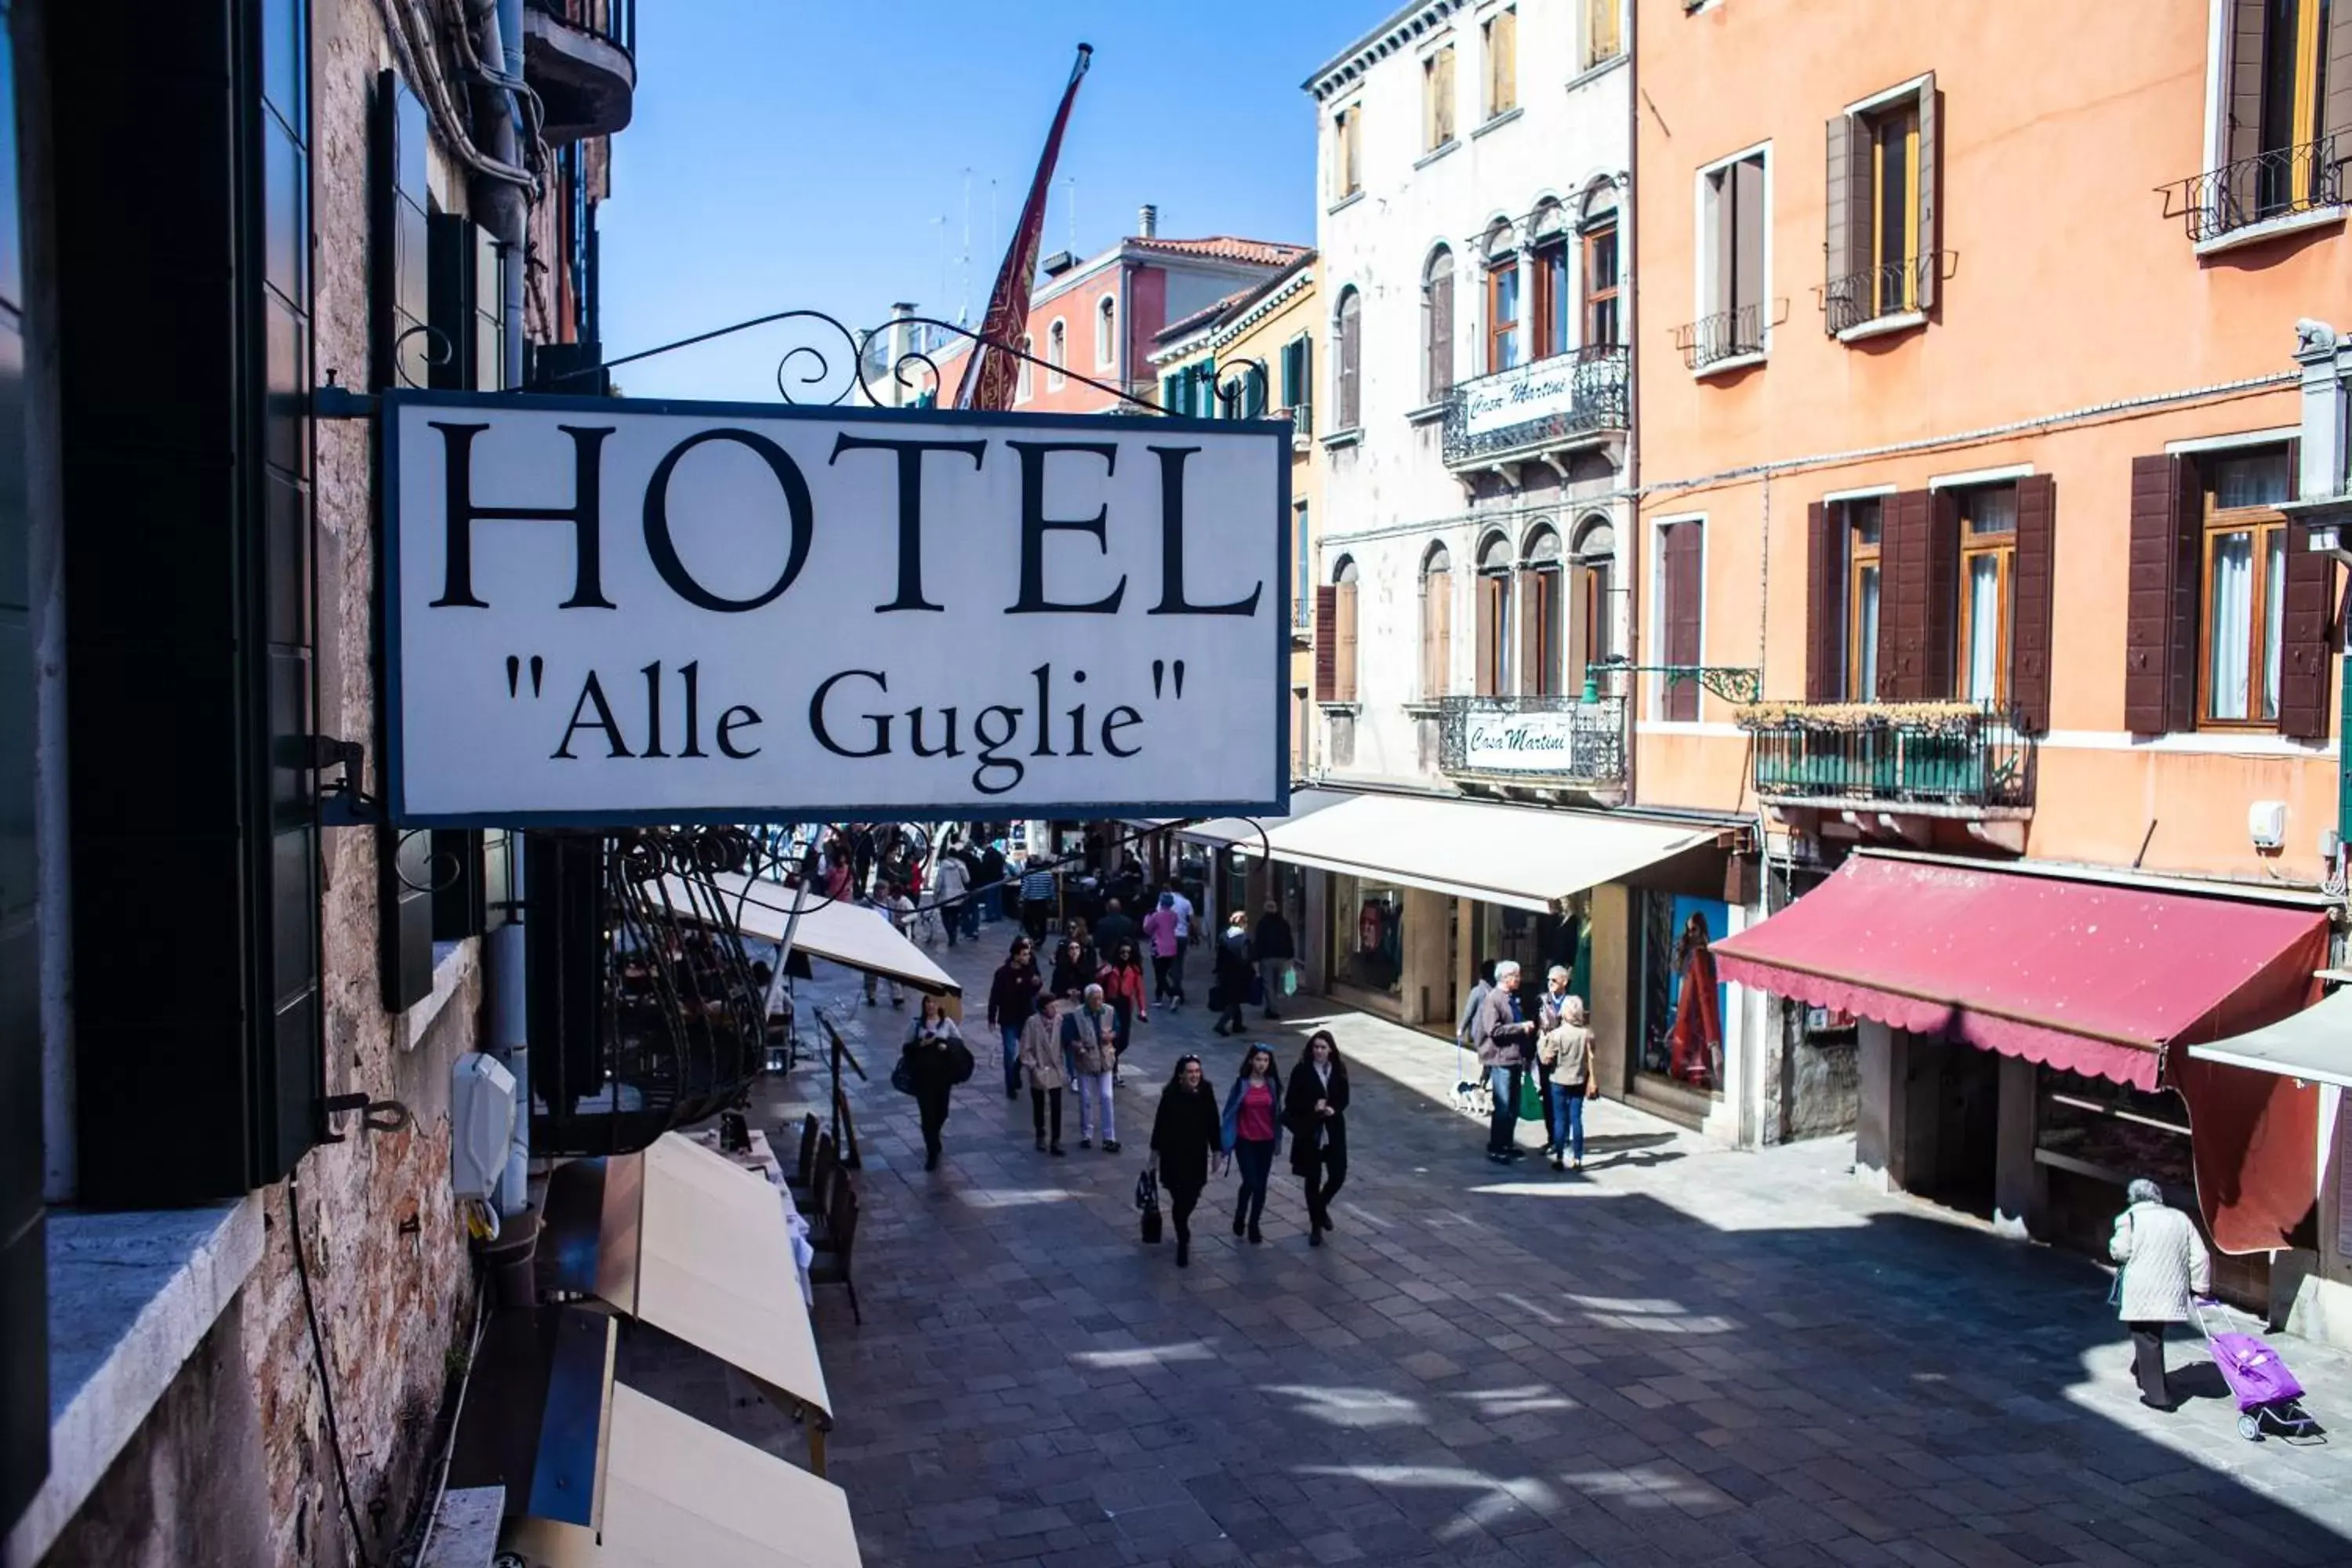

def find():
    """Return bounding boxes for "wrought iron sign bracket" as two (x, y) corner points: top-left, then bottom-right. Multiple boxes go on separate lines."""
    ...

(1592, 659), (1762, 704)
(318, 1092), (413, 1144)
(312, 377), (377, 420)
(304, 735), (383, 826)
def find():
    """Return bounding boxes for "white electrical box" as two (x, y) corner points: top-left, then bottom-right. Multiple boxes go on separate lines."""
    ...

(2249, 800), (2288, 851)
(451, 1052), (517, 1200)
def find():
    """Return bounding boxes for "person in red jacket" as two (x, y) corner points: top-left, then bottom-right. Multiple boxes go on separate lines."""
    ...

(1097, 939), (1149, 1083)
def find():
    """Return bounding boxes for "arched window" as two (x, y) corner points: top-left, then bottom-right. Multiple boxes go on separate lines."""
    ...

(1574, 514), (1617, 670)
(1475, 532), (1514, 695)
(1323, 555), (1360, 702)
(1523, 523), (1564, 695)
(1017, 335), (1034, 401)
(1482, 221), (1519, 373)
(1421, 246), (1455, 402)
(1580, 181), (1621, 351)
(1420, 543), (1454, 697)
(1047, 320), (1067, 389)
(1334, 288), (1363, 430)
(1095, 295), (1116, 368)
(1530, 200), (1570, 361)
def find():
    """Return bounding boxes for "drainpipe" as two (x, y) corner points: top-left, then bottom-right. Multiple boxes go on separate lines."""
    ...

(489, 842), (530, 1216)
(463, 0), (528, 390)
(1621, 20), (1642, 816)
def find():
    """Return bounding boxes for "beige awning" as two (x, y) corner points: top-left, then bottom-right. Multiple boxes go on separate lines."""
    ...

(655, 872), (957, 996)
(590, 1134), (831, 1424)
(1177, 787), (1353, 851)
(2187, 985), (2352, 1088)
(504, 1383), (863, 1568)
(1237, 793), (1718, 913)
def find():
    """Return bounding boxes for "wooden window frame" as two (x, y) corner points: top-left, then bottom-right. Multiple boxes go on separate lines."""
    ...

(1530, 237), (1569, 361)
(1335, 291), (1362, 430)
(1017, 336), (1034, 401)
(1581, 219), (1621, 349)
(1046, 320), (1067, 390)
(1866, 99), (1922, 317)
(1955, 488), (2017, 708)
(1580, 553), (1613, 668)
(1585, 0), (1622, 70)
(1477, 567), (1513, 696)
(1421, 557), (1453, 698)
(1095, 295), (1116, 369)
(1335, 576), (1360, 702)
(1486, 254), (1519, 373)
(1844, 502), (1882, 702)
(2196, 458), (2292, 730)
(1485, 7), (1519, 118)
(1334, 106), (1363, 201)
(1424, 43), (1457, 151)
(1527, 563), (1563, 695)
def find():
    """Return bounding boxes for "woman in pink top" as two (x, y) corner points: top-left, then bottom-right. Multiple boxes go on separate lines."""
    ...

(1141, 892), (1186, 1012)
(1218, 1045), (1286, 1244)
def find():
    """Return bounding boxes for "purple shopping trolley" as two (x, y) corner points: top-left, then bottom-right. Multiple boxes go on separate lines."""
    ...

(2195, 1301), (2324, 1443)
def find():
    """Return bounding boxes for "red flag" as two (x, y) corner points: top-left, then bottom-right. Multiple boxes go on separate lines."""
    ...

(955, 45), (1092, 411)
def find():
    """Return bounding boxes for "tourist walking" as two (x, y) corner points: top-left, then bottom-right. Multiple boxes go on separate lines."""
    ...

(1148, 1054), (1225, 1268)
(978, 840), (1008, 924)
(1049, 927), (1094, 1001)
(901, 995), (963, 1171)
(1212, 910), (1253, 1036)
(1220, 1044), (1285, 1244)
(1143, 892), (1185, 1011)
(2110, 1178), (2212, 1410)
(1286, 1031), (1349, 1245)
(1064, 984), (1121, 1152)
(1018, 855), (1058, 940)
(1098, 940), (1149, 1074)
(1018, 993), (1069, 1156)
(930, 848), (971, 949)
(986, 936), (1043, 1098)
(1094, 897), (1138, 960)
(1250, 900), (1296, 1021)
(1474, 960), (1538, 1163)
(862, 884), (910, 1008)
(1169, 883), (1196, 987)
(1537, 989), (1595, 1171)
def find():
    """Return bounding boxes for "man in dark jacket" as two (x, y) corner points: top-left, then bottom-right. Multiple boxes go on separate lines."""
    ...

(978, 842), (1008, 924)
(1250, 900), (1296, 1021)
(1473, 960), (1538, 1163)
(1094, 898), (1139, 960)
(1212, 911), (1254, 1036)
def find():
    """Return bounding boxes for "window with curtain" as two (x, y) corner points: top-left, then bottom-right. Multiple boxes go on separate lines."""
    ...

(2245, 0), (2336, 216)
(1866, 96), (1922, 315)
(1335, 289), (1362, 428)
(1422, 246), (1454, 401)
(1843, 499), (1882, 700)
(2201, 448), (2292, 724)
(1524, 526), (1563, 695)
(1423, 42), (1457, 151)
(1476, 532), (1514, 695)
(1421, 543), (1454, 697)
(1095, 295), (1116, 368)
(1956, 485), (2018, 706)
(1484, 6), (1518, 118)
(1485, 233), (1519, 372)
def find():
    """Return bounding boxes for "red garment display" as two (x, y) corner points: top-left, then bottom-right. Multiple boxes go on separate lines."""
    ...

(1668, 940), (1721, 1088)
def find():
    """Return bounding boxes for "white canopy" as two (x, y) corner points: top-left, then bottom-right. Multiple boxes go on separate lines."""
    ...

(1176, 787), (1352, 851)
(654, 872), (957, 996)
(1236, 793), (1718, 913)
(2187, 986), (2352, 1088)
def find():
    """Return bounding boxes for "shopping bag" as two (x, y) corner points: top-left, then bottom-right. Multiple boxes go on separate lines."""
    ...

(1280, 964), (1298, 997)
(1247, 970), (1265, 1007)
(890, 1055), (918, 1096)
(1517, 1073), (1543, 1121)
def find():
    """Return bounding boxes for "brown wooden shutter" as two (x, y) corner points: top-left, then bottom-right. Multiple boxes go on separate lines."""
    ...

(1825, 113), (1858, 298)
(1475, 575), (1499, 696)
(1878, 490), (1933, 699)
(1805, 501), (1844, 701)
(2228, 0), (2266, 172)
(1314, 584), (1338, 701)
(1428, 267), (1453, 400)
(1565, 564), (1590, 695)
(1518, 567), (1544, 695)
(1663, 523), (1703, 720)
(1915, 78), (1939, 311)
(1922, 490), (1962, 699)
(2010, 475), (2058, 732)
(1424, 569), (1452, 695)
(1337, 583), (1359, 700)
(2330, 1), (2352, 147)
(2279, 440), (2334, 739)
(2124, 454), (2198, 734)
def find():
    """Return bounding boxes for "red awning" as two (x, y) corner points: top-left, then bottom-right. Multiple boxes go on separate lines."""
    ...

(1717, 854), (2327, 1253)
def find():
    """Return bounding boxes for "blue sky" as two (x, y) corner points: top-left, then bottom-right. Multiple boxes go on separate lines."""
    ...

(598, 1), (1363, 402)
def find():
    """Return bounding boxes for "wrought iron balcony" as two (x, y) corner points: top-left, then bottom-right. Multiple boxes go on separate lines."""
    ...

(1820, 253), (1948, 336)
(1438, 694), (1627, 788)
(525, 0), (637, 142)
(2158, 136), (2344, 243)
(1671, 303), (1768, 370)
(1441, 345), (1628, 468)
(1741, 700), (2034, 812)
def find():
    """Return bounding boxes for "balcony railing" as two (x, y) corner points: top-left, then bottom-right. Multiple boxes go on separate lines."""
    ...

(536, 0), (635, 52)
(1441, 345), (1628, 466)
(2158, 136), (2343, 243)
(1741, 700), (2034, 811)
(1671, 303), (1768, 369)
(1438, 694), (1627, 787)
(1820, 252), (1948, 336)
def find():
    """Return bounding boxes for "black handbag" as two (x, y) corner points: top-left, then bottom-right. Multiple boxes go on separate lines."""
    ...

(1134, 1168), (1163, 1244)
(946, 1039), (976, 1085)
(890, 1054), (918, 1096)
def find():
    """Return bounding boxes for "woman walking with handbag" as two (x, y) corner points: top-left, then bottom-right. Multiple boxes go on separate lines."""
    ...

(1286, 1031), (1349, 1245)
(901, 994), (964, 1171)
(1148, 1054), (1225, 1267)
(1018, 993), (1070, 1156)
(1219, 1044), (1285, 1244)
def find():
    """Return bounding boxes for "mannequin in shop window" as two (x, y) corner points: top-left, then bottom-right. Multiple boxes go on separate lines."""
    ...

(1666, 913), (1722, 1090)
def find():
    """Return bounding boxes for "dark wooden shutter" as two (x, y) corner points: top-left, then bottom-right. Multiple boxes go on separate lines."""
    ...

(2227, 0), (2265, 172)
(1298, 337), (1313, 434)
(1915, 78), (1939, 311)
(2280, 440), (2334, 739)
(1427, 266), (1453, 400)
(1662, 523), (1703, 720)
(1825, 113), (1858, 298)
(1518, 568), (1544, 695)
(1314, 585), (1339, 700)
(1475, 575), (1499, 696)
(1805, 501), (1844, 701)
(2329, 2), (2352, 148)
(1732, 156), (1765, 325)
(1878, 490), (1936, 699)
(1922, 489), (1962, 699)
(2010, 475), (2057, 732)
(2125, 453), (2199, 735)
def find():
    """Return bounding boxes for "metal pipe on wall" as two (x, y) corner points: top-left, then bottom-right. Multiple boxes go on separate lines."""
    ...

(460, 0), (528, 390)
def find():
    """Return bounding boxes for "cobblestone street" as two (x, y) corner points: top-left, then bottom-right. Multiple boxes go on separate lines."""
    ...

(627, 929), (2352, 1568)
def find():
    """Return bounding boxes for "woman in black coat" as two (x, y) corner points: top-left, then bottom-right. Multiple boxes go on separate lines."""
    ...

(1286, 1030), (1350, 1246)
(1148, 1053), (1226, 1268)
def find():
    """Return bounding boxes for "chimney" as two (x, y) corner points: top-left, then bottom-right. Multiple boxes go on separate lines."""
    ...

(1138, 203), (1158, 239)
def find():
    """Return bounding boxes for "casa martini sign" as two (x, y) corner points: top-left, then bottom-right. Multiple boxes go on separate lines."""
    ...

(383, 391), (1290, 826)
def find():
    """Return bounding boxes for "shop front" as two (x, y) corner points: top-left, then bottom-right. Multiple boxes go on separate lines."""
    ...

(1715, 851), (2332, 1311)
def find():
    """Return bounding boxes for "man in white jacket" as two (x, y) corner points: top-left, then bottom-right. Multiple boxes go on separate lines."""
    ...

(2109, 1178), (2211, 1411)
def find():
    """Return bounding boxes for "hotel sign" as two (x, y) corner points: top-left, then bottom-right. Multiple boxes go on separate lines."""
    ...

(1459, 359), (1590, 441)
(1463, 710), (1588, 772)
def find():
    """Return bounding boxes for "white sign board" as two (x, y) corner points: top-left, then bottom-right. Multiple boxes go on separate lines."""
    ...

(1459, 358), (1588, 440)
(386, 392), (1290, 825)
(1461, 709), (1588, 773)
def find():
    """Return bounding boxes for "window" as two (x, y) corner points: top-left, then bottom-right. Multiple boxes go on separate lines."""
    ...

(1955, 485), (2018, 705)
(1422, 246), (1455, 401)
(1573, 516), (1616, 670)
(1483, 226), (1519, 372)
(1484, 6), (1518, 118)
(1094, 295), (1116, 368)
(1844, 499), (1883, 701)
(1827, 79), (1938, 332)
(1530, 205), (1570, 361)
(1475, 532), (1514, 696)
(1700, 151), (1766, 349)
(1523, 525), (1564, 695)
(1046, 319), (1066, 388)
(1332, 104), (1363, 201)
(2227, 0), (2343, 220)
(1585, 0), (1622, 69)
(1421, 543), (1454, 697)
(1658, 520), (1704, 720)
(1334, 557), (1362, 702)
(1582, 218), (1621, 349)
(1334, 288), (1362, 429)
(1294, 503), (1312, 630)
(1423, 42), (1457, 151)
(1018, 335), (1033, 401)
(1225, 363), (1267, 419)
(1279, 334), (1314, 434)
(2200, 448), (2292, 724)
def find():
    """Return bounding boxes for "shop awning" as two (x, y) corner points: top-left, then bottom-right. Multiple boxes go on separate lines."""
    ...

(1176, 787), (1352, 851)
(543, 1134), (832, 1426)
(655, 873), (957, 996)
(1236, 792), (1716, 913)
(2187, 987), (2352, 1088)
(1711, 854), (2326, 1091)
(504, 1383), (864, 1568)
